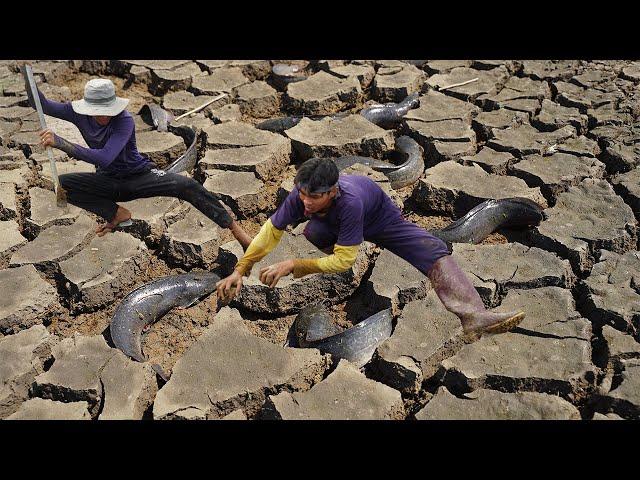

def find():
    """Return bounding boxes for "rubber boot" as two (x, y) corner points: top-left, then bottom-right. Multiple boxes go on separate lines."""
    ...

(427, 255), (525, 339)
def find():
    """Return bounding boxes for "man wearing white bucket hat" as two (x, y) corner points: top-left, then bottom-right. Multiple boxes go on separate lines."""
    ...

(24, 76), (252, 247)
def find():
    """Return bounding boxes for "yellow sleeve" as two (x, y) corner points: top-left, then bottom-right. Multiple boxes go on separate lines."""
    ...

(234, 219), (284, 276)
(292, 244), (359, 278)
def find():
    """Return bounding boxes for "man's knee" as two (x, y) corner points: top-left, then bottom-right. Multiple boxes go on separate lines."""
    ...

(303, 224), (337, 251)
(421, 235), (450, 256)
(58, 172), (94, 192)
(303, 233), (335, 254)
(58, 173), (73, 189)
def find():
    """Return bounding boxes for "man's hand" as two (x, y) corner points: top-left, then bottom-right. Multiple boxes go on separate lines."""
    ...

(259, 260), (294, 288)
(216, 270), (243, 303)
(39, 129), (56, 149)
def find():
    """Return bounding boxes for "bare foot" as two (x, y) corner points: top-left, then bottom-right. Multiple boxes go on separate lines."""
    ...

(96, 205), (132, 237)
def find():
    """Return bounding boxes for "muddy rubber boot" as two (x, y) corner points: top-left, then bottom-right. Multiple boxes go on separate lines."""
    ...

(427, 255), (525, 340)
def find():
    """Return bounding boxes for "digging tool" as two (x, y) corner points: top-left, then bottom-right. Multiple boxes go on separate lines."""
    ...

(173, 93), (226, 121)
(437, 77), (479, 91)
(21, 64), (68, 207)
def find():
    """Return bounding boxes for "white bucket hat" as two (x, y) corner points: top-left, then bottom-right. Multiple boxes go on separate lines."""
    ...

(71, 78), (129, 116)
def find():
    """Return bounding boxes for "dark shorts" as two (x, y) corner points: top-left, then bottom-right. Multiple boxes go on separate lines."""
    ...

(302, 215), (450, 275)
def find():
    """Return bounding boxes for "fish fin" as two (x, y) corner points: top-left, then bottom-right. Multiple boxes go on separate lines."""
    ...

(177, 296), (203, 309)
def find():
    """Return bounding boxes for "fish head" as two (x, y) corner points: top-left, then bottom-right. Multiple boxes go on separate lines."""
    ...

(272, 63), (301, 76)
(184, 272), (221, 297)
(504, 197), (547, 226)
(402, 92), (420, 108)
(295, 303), (337, 345)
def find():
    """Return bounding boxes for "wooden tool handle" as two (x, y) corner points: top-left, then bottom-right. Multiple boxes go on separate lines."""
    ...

(22, 64), (62, 192)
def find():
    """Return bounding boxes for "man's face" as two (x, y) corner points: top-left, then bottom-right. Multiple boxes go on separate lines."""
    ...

(93, 115), (112, 126)
(298, 186), (337, 216)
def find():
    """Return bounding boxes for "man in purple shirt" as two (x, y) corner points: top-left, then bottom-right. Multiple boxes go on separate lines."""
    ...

(217, 158), (525, 339)
(26, 76), (251, 247)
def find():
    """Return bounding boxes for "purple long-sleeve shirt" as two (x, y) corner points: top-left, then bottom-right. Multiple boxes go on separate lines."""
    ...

(36, 90), (152, 175)
(271, 175), (403, 246)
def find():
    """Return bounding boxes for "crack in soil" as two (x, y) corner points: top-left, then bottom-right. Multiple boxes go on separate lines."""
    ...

(510, 326), (590, 343)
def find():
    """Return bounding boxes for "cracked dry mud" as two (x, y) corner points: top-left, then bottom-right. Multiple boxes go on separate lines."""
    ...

(1, 59), (639, 420)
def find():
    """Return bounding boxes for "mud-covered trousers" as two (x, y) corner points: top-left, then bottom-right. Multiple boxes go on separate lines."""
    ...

(302, 211), (451, 275)
(59, 167), (234, 228)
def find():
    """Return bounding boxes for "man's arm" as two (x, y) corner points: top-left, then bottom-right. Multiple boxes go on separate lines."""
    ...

(291, 244), (360, 277)
(217, 186), (307, 299)
(234, 219), (285, 276)
(257, 243), (360, 287)
(235, 186), (305, 275)
(216, 219), (287, 301)
(24, 79), (77, 122)
(48, 115), (133, 168)
(290, 196), (364, 278)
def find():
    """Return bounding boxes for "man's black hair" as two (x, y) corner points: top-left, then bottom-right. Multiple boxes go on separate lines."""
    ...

(294, 158), (339, 194)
